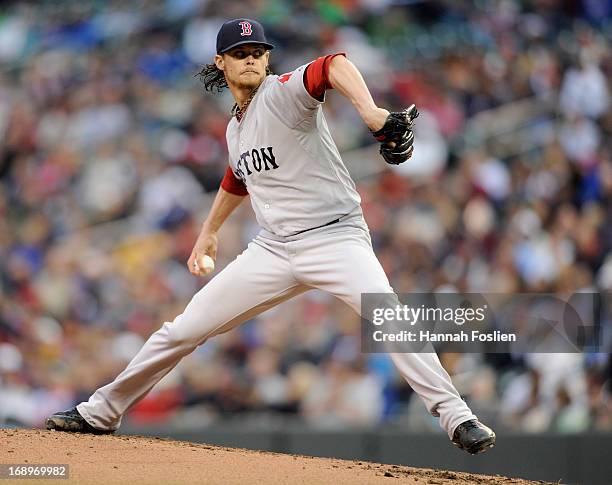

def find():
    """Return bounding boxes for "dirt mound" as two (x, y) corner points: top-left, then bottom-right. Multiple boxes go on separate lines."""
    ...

(1, 429), (552, 484)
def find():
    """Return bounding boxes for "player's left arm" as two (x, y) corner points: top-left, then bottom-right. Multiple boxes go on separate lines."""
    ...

(327, 55), (418, 164)
(326, 55), (389, 132)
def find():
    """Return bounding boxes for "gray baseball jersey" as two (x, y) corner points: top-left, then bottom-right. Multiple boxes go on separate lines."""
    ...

(226, 64), (361, 237)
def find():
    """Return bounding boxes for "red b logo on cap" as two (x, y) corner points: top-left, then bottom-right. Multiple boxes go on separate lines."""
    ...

(239, 21), (252, 36)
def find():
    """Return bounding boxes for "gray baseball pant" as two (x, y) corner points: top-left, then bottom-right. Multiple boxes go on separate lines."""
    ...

(77, 219), (476, 438)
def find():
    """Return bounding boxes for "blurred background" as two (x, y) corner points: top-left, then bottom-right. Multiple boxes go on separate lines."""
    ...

(1, 0), (611, 482)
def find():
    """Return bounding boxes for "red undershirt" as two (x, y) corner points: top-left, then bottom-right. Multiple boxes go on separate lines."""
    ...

(220, 53), (346, 196)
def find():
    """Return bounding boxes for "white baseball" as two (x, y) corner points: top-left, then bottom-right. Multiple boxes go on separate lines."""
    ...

(201, 255), (215, 274)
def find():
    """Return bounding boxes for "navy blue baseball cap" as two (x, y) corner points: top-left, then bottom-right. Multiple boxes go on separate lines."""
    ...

(216, 19), (275, 54)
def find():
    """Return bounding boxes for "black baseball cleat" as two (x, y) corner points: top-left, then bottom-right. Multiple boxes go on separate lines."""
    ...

(452, 419), (496, 455)
(46, 407), (114, 435)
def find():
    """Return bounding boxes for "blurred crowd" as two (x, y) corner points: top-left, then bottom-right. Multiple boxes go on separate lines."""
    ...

(1, 0), (611, 434)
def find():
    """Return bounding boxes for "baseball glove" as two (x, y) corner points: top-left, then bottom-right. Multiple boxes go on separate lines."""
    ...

(371, 104), (419, 165)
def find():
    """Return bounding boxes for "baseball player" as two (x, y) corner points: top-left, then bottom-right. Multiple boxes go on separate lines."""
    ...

(46, 18), (495, 455)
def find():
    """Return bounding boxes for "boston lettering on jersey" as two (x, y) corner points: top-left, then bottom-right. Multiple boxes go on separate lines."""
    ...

(234, 146), (279, 181)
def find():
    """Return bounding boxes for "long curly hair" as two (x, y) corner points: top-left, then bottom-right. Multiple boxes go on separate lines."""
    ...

(195, 62), (273, 93)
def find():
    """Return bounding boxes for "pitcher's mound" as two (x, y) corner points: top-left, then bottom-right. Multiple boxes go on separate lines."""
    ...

(2, 429), (551, 484)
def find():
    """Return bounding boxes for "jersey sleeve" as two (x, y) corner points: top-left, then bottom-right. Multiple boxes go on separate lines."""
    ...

(304, 53), (346, 101)
(264, 53), (345, 129)
(220, 166), (248, 196)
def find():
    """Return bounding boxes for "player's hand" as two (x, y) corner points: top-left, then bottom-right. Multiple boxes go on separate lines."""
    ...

(188, 230), (218, 276)
(364, 107), (399, 149)
(363, 107), (391, 133)
(370, 104), (419, 165)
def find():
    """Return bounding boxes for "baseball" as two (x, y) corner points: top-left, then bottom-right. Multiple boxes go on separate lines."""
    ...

(201, 255), (215, 274)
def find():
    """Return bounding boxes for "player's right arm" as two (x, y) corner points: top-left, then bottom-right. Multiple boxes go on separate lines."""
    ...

(188, 167), (248, 276)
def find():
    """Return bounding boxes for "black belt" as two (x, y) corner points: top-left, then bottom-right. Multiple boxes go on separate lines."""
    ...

(290, 217), (341, 236)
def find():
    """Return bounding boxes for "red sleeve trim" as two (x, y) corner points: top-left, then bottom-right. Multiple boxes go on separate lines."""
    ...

(304, 53), (346, 101)
(220, 166), (248, 196)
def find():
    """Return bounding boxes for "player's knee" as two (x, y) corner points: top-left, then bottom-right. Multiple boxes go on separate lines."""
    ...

(367, 283), (394, 294)
(355, 287), (398, 319)
(356, 283), (395, 300)
(163, 314), (205, 350)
